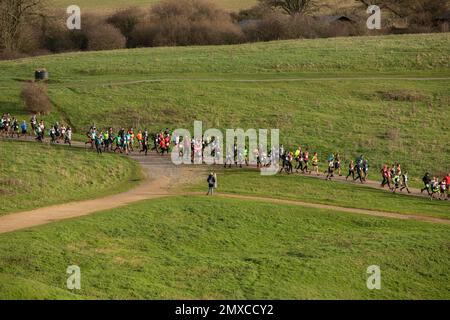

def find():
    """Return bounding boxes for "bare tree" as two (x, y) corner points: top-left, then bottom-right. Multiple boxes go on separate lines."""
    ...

(260, 0), (318, 15)
(356, 0), (449, 20)
(0, 0), (45, 51)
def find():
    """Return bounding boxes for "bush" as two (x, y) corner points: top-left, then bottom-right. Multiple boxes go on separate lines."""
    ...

(242, 12), (288, 42)
(242, 11), (366, 42)
(41, 15), (78, 52)
(21, 82), (52, 115)
(41, 14), (125, 52)
(85, 22), (126, 51)
(130, 0), (243, 47)
(107, 7), (146, 47)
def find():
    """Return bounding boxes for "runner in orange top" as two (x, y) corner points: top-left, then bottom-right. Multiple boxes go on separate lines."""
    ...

(137, 130), (143, 150)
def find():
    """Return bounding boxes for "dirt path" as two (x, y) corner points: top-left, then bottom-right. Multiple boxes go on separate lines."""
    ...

(0, 153), (202, 234)
(0, 140), (448, 234)
(98, 76), (450, 89)
(203, 193), (450, 225)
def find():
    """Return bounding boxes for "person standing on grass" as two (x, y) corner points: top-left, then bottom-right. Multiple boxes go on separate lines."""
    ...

(207, 172), (216, 196)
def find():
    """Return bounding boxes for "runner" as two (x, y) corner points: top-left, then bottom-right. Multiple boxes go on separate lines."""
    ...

(303, 149), (310, 174)
(295, 146), (303, 173)
(326, 155), (334, 180)
(113, 134), (123, 153)
(346, 160), (355, 181)
(11, 118), (19, 138)
(334, 153), (341, 176)
(30, 115), (37, 136)
(95, 132), (103, 154)
(380, 165), (391, 189)
(440, 178), (447, 201)
(137, 130), (143, 150)
(430, 177), (440, 200)
(392, 173), (401, 193)
(445, 173), (450, 200)
(224, 147), (233, 168)
(20, 120), (27, 137)
(421, 172), (432, 195)
(399, 171), (411, 193)
(312, 152), (319, 176)
(64, 127), (72, 146)
(49, 126), (56, 143)
(102, 130), (110, 152)
(362, 159), (369, 181)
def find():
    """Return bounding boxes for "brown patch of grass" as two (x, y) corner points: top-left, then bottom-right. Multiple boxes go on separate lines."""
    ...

(0, 178), (24, 187)
(377, 90), (427, 102)
(386, 128), (400, 141)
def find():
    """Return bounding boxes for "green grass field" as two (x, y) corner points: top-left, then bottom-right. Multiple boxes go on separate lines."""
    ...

(0, 140), (142, 215)
(1, 33), (449, 300)
(1, 34), (449, 182)
(0, 196), (448, 299)
(192, 168), (450, 219)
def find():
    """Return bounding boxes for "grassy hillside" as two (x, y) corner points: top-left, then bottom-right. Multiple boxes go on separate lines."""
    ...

(0, 140), (142, 215)
(1, 34), (449, 182)
(191, 168), (450, 219)
(0, 196), (448, 299)
(51, 0), (257, 12)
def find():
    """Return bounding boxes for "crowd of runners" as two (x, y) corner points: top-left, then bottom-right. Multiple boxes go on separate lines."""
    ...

(1, 112), (449, 201)
(1, 114), (72, 145)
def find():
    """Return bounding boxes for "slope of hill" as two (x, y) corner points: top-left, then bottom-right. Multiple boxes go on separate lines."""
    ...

(0, 140), (141, 215)
(0, 34), (449, 182)
(0, 196), (449, 299)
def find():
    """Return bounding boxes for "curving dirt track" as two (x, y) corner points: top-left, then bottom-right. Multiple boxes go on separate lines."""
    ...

(0, 153), (201, 234)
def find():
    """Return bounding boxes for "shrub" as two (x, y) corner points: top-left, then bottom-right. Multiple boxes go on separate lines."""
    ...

(130, 0), (243, 47)
(107, 7), (146, 47)
(85, 22), (126, 51)
(242, 12), (289, 42)
(41, 15), (79, 52)
(21, 82), (52, 115)
(41, 14), (125, 52)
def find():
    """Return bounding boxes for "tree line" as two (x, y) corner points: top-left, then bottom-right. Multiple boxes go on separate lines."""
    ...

(0, 0), (448, 59)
